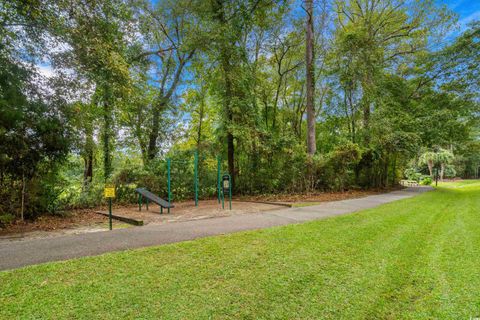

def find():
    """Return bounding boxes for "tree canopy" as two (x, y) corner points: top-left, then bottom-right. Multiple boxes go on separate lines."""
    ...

(0, 0), (478, 221)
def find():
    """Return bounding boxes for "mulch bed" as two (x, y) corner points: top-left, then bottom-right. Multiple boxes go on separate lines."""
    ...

(237, 187), (402, 203)
(0, 210), (107, 236)
(0, 188), (401, 236)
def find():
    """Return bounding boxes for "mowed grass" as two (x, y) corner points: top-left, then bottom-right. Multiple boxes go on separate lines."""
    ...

(2, 182), (480, 319)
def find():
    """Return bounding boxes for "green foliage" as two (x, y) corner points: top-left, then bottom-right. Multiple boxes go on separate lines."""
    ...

(0, 49), (72, 218)
(404, 168), (422, 181)
(420, 176), (432, 185)
(0, 0), (478, 218)
(0, 213), (15, 228)
(444, 164), (456, 178)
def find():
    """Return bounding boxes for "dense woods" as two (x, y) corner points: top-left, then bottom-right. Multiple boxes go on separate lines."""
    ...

(0, 0), (478, 223)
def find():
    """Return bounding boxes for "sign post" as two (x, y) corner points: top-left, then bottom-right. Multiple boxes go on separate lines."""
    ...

(104, 185), (115, 230)
(222, 174), (231, 210)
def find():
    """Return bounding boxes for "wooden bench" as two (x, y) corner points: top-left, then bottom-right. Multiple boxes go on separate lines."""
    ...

(135, 188), (174, 214)
(400, 180), (419, 187)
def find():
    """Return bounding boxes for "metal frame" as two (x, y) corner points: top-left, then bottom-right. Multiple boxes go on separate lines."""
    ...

(167, 155), (198, 207)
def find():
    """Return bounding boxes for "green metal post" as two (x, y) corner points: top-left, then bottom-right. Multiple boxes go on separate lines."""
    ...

(138, 194), (142, 211)
(217, 156), (221, 203)
(108, 198), (112, 230)
(146, 198), (149, 211)
(194, 151), (198, 207)
(167, 158), (171, 213)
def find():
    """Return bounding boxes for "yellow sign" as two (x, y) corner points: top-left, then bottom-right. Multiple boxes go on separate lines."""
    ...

(104, 185), (115, 198)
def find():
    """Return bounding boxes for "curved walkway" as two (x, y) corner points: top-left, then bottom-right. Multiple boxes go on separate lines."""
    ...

(0, 187), (432, 271)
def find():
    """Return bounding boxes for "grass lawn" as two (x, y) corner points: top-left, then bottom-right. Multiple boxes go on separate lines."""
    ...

(1, 181), (480, 319)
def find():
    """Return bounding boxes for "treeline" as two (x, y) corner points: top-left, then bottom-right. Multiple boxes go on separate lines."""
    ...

(0, 0), (479, 222)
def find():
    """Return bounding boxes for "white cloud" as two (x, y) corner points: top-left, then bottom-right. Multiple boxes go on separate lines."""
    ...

(458, 10), (480, 28)
(444, 9), (480, 40)
(36, 64), (54, 78)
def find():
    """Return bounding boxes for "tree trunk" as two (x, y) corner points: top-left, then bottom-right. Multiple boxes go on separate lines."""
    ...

(147, 102), (166, 161)
(196, 98), (205, 151)
(20, 172), (25, 221)
(224, 63), (235, 190)
(383, 154), (389, 187)
(391, 154), (397, 186)
(427, 160), (433, 177)
(272, 79), (282, 130)
(103, 96), (113, 182)
(83, 154), (93, 186)
(83, 129), (94, 189)
(214, 0), (236, 191)
(440, 163), (445, 181)
(362, 100), (370, 145)
(305, 0), (316, 155)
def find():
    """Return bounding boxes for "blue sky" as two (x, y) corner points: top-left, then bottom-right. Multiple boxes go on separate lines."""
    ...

(443, 0), (480, 22)
(440, 0), (480, 35)
(37, 0), (479, 79)
(151, 0), (479, 36)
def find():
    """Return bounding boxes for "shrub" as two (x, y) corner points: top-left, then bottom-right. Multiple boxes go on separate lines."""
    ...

(420, 176), (432, 185)
(444, 164), (456, 178)
(404, 168), (422, 181)
(0, 213), (15, 228)
(322, 143), (362, 191)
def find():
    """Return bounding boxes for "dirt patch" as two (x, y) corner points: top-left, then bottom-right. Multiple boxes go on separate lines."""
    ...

(0, 189), (394, 240)
(95, 200), (284, 225)
(238, 188), (401, 203)
(0, 210), (112, 241)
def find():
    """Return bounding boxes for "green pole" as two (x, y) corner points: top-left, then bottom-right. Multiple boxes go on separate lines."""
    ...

(108, 198), (112, 230)
(167, 158), (171, 213)
(217, 156), (221, 203)
(138, 194), (142, 211)
(194, 150), (198, 207)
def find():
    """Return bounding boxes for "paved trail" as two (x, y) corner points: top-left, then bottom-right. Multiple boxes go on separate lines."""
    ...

(0, 187), (432, 271)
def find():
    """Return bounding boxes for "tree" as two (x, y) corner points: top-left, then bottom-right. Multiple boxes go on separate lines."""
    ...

(131, 0), (196, 162)
(0, 56), (71, 219)
(419, 149), (455, 180)
(436, 149), (454, 181)
(304, 0), (316, 155)
(419, 151), (435, 177)
(195, 0), (285, 192)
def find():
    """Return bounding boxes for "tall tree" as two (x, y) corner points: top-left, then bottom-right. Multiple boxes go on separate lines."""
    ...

(305, 0), (316, 155)
(196, 0), (285, 191)
(52, 0), (134, 181)
(131, 0), (196, 162)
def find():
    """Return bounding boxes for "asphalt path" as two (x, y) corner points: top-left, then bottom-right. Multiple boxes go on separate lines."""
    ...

(0, 187), (432, 271)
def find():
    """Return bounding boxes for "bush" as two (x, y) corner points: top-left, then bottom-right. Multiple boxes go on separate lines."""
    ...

(317, 143), (362, 191)
(420, 176), (432, 185)
(444, 164), (456, 178)
(404, 168), (422, 181)
(0, 213), (15, 228)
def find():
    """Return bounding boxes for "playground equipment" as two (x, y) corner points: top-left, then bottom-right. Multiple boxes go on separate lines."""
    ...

(221, 173), (232, 210)
(136, 187), (174, 214)
(136, 150), (230, 213)
(165, 151), (225, 212)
